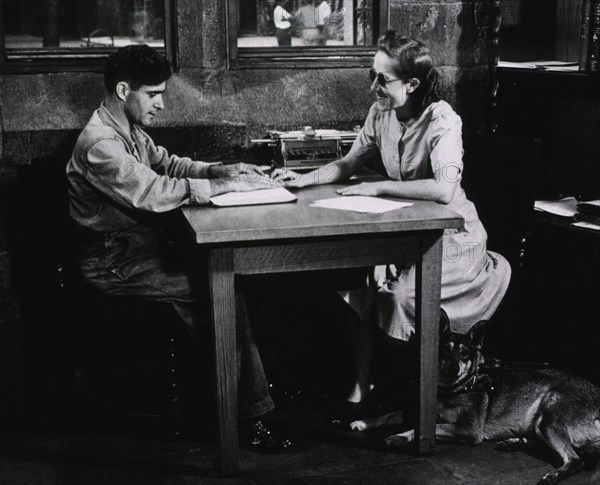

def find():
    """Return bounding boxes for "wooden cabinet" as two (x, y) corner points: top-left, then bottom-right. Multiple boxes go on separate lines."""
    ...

(495, 68), (600, 201)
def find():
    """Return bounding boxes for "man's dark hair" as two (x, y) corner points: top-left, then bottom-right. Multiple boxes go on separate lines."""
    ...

(104, 44), (172, 94)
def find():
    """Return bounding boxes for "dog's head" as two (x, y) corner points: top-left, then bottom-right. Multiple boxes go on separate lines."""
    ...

(438, 312), (486, 390)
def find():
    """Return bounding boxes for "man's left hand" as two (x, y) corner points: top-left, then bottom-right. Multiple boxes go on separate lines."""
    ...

(209, 162), (267, 179)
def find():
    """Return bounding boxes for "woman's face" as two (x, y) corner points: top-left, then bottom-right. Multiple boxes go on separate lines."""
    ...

(371, 51), (412, 112)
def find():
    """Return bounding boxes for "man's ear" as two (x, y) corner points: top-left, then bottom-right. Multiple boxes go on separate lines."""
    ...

(115, 81), (130, 102)
(468, 320), (487, 349)
(407, 78), (420, 94)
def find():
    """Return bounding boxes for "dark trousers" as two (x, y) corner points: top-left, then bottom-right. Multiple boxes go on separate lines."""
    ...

(78, 225), (274, 420)
(276, 28), (292, 46)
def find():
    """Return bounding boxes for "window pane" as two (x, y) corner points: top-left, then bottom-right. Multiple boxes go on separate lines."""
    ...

(237, 0), (377, 48)
(3, 0), (165, 49)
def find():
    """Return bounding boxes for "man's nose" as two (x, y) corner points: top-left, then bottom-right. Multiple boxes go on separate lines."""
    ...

(155, 95), (165, 110)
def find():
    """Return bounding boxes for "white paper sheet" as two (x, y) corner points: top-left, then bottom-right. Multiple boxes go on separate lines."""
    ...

(572, 221), (600, 231)
(210, 187), (297, 206)
(311, 196), (412, 214)
(534, 197), (578, 218)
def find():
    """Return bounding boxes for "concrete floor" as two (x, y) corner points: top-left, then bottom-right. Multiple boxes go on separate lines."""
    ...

(2, 408), (600, 485)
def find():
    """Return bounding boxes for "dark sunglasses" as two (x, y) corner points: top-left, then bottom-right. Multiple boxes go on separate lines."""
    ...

(369, 68), (403, 87)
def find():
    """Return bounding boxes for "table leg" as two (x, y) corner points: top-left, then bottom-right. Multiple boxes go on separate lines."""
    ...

(207, 247), (239, 474)
(414, 231), (443, 454)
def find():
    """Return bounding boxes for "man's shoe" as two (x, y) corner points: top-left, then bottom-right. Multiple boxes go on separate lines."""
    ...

(240, 418), (296, 454)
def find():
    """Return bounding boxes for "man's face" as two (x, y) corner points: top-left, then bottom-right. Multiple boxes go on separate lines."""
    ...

(124, 82), (166, 127)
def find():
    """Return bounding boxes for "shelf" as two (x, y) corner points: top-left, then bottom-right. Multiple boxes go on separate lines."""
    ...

(533, 211), (600, 238)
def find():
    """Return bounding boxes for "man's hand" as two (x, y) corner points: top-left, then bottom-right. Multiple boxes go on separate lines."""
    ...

(232, 175), (282, 192)
(209, 162), (267, 179)
(209, 173), (282, 198)
(336, 182), (381, 197)
(270, 168), (306, 188)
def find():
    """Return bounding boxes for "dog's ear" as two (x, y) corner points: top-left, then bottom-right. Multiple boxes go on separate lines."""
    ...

(439, 309), (451, 340)
(467, 320), (487, 349)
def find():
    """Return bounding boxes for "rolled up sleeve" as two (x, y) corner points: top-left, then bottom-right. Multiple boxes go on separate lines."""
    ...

(85, 137), (211, 211)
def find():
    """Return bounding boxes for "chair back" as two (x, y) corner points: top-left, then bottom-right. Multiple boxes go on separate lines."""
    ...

(461, 134), (541, 269)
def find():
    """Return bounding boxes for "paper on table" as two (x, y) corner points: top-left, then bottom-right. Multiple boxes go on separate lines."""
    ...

(311, 196), (412, 214)
(534, 197), (578, 218)
(210, 187), (297, 207)
(572, 221), (600, 231)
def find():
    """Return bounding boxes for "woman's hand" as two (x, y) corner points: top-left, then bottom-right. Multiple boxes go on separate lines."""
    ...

(209, 162), (267, 179)
(337, 182), (381, 197)
(270, 168), (307, 188)
(232, 174), (282, 192)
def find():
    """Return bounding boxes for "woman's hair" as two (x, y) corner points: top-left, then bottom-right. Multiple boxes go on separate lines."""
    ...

(377, 30), (440, 109)
(104, 44), (172, 94)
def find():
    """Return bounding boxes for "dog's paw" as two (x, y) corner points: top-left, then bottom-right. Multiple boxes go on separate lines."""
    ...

(495, 437), (529, 452)
(536, 470), (561, 485)
(349, 420), (368, 431)
(385, 430), (414, 447)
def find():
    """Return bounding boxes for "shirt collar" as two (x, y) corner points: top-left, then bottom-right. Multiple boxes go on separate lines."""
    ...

(97, 102), (138, 148)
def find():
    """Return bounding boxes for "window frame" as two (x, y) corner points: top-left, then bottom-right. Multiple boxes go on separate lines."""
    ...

(0, 0), (178, 74)
(227, 0), (389, 69)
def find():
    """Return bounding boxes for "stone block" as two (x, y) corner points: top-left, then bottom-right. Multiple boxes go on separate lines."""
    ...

(1, 129), (80, 165)
(389, 1), (497, 67)
(439, 65), (493, 133)
(147, 124), (250, 162)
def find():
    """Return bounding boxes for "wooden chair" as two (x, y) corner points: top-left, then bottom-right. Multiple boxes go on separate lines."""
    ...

(461, 134), (541, 359)
(462, 134), (541, 269)
(29, 155), (183, 439)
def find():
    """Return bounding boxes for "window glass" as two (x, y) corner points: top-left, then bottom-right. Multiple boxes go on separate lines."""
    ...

(237, 0), (378, 48)
(3, 0), (165, 50)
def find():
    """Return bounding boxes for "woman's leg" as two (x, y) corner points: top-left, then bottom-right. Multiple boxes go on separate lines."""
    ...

(343, 303), (375, 403)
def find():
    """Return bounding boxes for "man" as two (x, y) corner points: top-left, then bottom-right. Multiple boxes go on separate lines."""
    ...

(66, 44), (292, 452)
(316, 0), (331, 42)
(274, 0), (293, 46)
(295, 0), (326, 46)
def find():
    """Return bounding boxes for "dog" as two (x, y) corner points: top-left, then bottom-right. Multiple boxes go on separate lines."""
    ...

(350, 316), (600, 485)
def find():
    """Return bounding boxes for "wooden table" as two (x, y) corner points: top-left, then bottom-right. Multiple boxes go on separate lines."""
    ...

(181, 181), (463, 474)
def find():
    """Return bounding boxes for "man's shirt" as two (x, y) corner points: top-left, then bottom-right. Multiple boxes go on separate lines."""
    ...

(66, 103), (217, 233)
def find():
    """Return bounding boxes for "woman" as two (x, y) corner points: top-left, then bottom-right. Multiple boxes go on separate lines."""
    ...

(272, 31), (511, 407)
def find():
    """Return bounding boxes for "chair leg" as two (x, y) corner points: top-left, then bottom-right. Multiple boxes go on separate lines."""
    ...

(165, 333), (182, 440)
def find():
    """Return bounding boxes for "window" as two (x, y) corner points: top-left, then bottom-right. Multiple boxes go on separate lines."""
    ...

(1, 0), (176, 73)
(227, 0), (389, 69)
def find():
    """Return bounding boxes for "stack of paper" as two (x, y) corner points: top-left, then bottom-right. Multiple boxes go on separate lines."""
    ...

(210, 187), (297, 207)
(534, 197), (578, 217)
(534, 197), (600, 231)
(311, 196), (412, 214)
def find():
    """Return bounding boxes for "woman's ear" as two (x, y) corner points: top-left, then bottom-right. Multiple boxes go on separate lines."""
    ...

(407, 78), (421, 94)
(115, 81), (130, 102)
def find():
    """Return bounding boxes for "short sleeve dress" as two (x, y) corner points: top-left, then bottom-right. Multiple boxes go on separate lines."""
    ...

(342, 100), (511, 340)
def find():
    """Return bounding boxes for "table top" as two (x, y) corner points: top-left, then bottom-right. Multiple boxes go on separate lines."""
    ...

(181, 180), (463, 244)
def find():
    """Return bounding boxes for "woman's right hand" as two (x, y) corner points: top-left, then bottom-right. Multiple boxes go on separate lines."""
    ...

(270, 168), (306, 187)
(232, 174), (282, 192)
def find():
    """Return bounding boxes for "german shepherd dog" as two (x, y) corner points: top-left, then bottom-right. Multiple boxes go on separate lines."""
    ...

(350, 316), (600, 484)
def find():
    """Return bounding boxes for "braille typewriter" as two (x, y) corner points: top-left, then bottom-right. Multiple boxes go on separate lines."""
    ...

(251, 126), (358, 169)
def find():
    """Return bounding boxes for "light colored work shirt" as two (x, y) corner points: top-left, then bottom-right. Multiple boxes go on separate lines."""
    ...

(274, 5), (292, 29)
(316, 1), (331, 25)
(66, 103), (218, 233)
